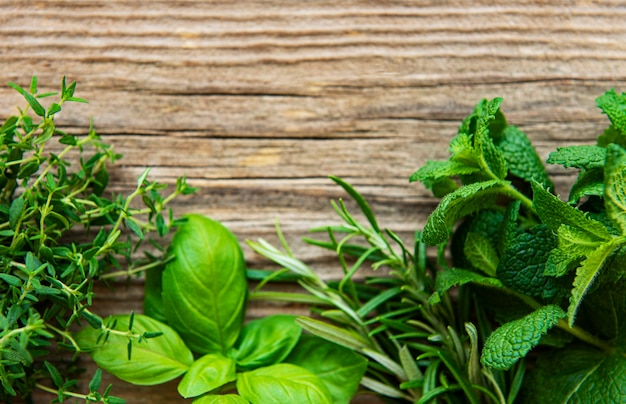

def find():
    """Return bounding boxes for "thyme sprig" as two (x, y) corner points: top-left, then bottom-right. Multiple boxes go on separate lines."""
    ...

(0, 77), (193, 402)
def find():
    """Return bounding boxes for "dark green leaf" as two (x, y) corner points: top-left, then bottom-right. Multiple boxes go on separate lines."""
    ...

(143, 265), (167, 323)
(89, 369), (102, 392)
(481, 305), (566, 370)
(47, 102), (62, 117)
(496, 126), (553, 189)
(125, 218), (144, 240)
(497, 225), (569, 300)
(0, 273), (22, 287)
(9, 196), (25, 229)
(522, 345), (626, 403)
(44, 361), (64, 387)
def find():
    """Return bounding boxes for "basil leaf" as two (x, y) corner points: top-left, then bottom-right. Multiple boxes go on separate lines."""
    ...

(162, 214), (247, 355)
(143, 265), (167, 323)
(193, 395), (249, 404)
(178, 354), (236, 398)
(231, 315), (301, 370)
(286, 335), (368, 404)
(75, 314), (193, 385)
(237, 363), (332, 404)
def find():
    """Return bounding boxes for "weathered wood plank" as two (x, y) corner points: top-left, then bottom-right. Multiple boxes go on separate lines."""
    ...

(3, 1), (626, 402)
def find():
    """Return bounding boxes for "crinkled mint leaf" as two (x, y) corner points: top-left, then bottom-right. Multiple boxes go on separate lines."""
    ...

(522, 345), (626, 404)
(435, 268), (503, 296)
(604, 144), (626, 233)
(409, 160), (480, 183)
(568, 239), (618, 326)
(497, 225), (570, 300)
(423, 180), (504, 245)
(568, 168), (604, 205)
(481, 305), (566, 371)
(597, 88), (626, 135)
(463, 232), (499, 276)
(545, 224), (607, 278)
(496, 126), (553, 189)
(547, 145), (607, 170)
(532, 181), (612, 239)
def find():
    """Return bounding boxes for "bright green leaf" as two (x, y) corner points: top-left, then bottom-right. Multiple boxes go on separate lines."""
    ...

(568, 239), (618, 326)
(547, 145), (607, 170)
(162, 214), (247, 355)
(286, 335), (368, 404)
(75, 314), (193, 385)
(423, 180), (505, 245)
(193, 395), (249, 404)
(237, 364), (332, 404)
(532, 180), (612, 239)
(178, 354), (236, 398)
(409, 160), (480, 183)
(604, 144), (626, 233)
(231, 315), (301, 370)
(597, 88), (626, 134)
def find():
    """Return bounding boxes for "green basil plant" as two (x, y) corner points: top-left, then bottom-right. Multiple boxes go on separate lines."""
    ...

(76, 214), (367, 403)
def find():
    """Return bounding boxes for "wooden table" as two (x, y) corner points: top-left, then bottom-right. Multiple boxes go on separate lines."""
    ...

(1, 1), (625, 402)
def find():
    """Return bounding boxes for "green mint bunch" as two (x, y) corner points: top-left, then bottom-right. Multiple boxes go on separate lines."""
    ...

(412, 89), (626, 402)
(0, 77), (193, 402)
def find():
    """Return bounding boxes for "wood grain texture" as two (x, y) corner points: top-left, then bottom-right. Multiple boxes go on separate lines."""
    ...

(2, 1), (626, 402)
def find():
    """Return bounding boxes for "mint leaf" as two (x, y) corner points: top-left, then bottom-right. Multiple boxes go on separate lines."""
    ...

(568, 239), (618, 326)
(604, 144), (626, 233)
(435, 268), (502, 296)
(422, 180), (505, 245)
(597, 88), (626, 134)
(409, 160), (479, 183)
(568, 168), (604, 204)
(531, 181), (612, 239)
(497, 225), (569, 300)
(598, 125), (626, 148)
(522, 346), (626, 403)
(463, 232), (499, 276)
(547, 145), (607, 170)
(496, 126), (553, 189)
(481, 305), (566, 370)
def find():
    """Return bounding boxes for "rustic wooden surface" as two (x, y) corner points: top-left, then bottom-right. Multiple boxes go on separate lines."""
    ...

(2, 1), (626, 403)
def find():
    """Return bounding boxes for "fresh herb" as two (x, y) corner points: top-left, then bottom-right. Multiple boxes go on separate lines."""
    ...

(0, 77), (192, 403)
(250, 89), (626, 403)
(78, 214), (367, 403)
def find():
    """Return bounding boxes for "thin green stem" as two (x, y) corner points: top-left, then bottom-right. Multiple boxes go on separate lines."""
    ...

(100, 257), (171, 280)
